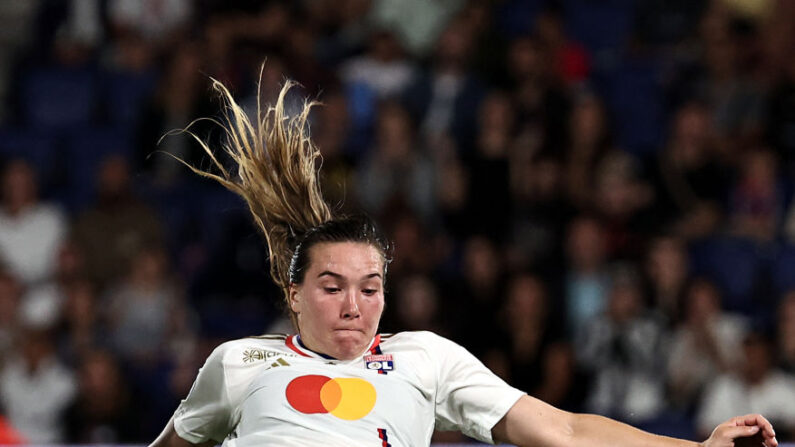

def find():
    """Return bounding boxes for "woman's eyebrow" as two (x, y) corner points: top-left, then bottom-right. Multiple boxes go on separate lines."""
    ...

(317, 270), (342, 279)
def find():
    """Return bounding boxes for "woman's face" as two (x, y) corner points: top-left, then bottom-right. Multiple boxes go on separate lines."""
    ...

(290, 242), (385, 360)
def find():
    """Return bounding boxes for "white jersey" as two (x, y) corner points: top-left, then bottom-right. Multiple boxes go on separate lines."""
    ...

(173, 331), (524, 447)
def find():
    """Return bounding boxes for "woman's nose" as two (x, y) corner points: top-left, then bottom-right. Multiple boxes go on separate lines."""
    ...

(341, 291), (360, 319)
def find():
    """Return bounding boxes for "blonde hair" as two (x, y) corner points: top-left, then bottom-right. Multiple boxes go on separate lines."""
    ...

(171, 76), (332, 319)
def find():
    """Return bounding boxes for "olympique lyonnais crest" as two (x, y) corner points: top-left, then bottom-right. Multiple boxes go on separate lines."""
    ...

(364, 354), (394, 373)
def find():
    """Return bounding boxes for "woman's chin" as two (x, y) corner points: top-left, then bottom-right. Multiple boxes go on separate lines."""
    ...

(329, 330), (369, 359)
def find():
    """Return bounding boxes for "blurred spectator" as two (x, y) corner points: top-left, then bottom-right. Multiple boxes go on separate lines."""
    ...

(564, 92), (612, 210)
(434, 145), (470, 239)
(777, 290), (795, 373)
(307, 0), (372, 66)
(456, 2), (508, 85)
(444, 235), (504, 356)
(0, 412), (24, 444)
(100, 31), (158, 131)
(504, 34), (569, 158)
(508, 150), (570, 275)
(646, 101), (730, 239)
(721, 0), (775, 22)
(387, 213), (437, 280)
(0, 159), (67, 285)
(575, 265), (668, 423)
(592, 150), (655, 260)
(0, 1), (40, 122)
(728, 148), (785, 241)
(766, 56), (795, 175)
(696, 331), (795, 440)
(17, 240), (86, 334)
(564, 215), (611, 334)
(666, 278), (748, 409)
(388, 274), (446, 336)
(694, 6), (765, 147)
(339, 29), (415, 100)
(56, 0), (104, 49)
(635, 1), (708, 47)
(643, 234), (690, 324)
(135, 40), (215, 184)
(239, 54), (300, 118)
(534, 7), (590, 86)
(107, 0), (191, 45)
(313, 90), (357, 211)
(0, 327), (76, 444)
(104, 244), (191, 365)
(356, 101), (436, 224)
(498, 273), (573, 405)
(64, 349), (139, 443)
(460, 90), (512, 240)
(369, 0), (465, 56)
(285, 22), (332, 95)
(0, 271), (22, 366)
(71, 154), (165, 289)
(404, 16), (485, 153)
(56, 278), (103, 364)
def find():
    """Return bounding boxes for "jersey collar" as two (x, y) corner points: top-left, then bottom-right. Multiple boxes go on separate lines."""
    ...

(285, 334), (382, 360)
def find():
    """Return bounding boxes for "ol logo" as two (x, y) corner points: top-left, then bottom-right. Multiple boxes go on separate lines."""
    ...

(364, 354), (393, 372)
(285, 375), (376, 420)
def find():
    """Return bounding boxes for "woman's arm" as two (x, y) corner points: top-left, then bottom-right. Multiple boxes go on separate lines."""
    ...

(149, 417), (218, 447)
(492, 395), (778, 447)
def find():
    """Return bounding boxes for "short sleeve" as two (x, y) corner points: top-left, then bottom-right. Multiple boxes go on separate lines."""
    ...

(431, 334), (525, 444)
(173, 344), (235, 444)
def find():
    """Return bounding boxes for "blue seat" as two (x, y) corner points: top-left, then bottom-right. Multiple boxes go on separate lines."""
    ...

(199, 185), (247, 249)
(101, 69), (158, 129)
(61, 127), (133, 212)
(602, 57), (666, 157)
(496, 0), (547, 37)
(136, 178), (202, 254)
(635, 411), (696, 441)
(0, 127), (58, 170)
(563, 0), (637, 54)
(688, 236), (761, 314)
(344, 81), (376, 156)
(20, 67), (97, 132)
(771, 243), (795, 296)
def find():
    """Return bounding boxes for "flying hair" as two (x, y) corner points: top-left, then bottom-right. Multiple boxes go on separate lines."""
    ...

(167, 72), (333, 296)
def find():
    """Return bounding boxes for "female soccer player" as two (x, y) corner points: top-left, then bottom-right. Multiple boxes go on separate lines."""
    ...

(150, 79), (777, 447)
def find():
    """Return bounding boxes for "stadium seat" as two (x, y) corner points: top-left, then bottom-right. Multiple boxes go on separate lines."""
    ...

(688, 236), (762, 314)
(563, 0), (636, 54)
(61, 127), (133, 212)
(771, 243), (795, 296)
(100, 69), (157, 130)
(0, 127), (60, 189)
(602, 57), (666, 157)
(20, 67), (97, 131)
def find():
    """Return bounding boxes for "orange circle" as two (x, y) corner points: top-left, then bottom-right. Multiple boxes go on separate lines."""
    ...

(319, 379), (342, 410)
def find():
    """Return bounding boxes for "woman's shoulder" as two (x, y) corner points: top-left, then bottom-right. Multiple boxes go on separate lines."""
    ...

(207, 334), (293, 365)
(382, 331), (465, 352)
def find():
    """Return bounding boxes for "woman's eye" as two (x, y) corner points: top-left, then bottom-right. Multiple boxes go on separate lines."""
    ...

(362, 289), (377, 295)
(324, 287), (341, 293)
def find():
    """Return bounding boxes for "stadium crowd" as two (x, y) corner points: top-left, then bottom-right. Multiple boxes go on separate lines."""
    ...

(0, 0), (794, 444)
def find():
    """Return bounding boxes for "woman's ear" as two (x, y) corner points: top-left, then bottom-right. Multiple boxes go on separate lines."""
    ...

(289, 284), (301, 314)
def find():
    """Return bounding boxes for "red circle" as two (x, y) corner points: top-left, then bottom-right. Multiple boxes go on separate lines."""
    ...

(286, 375), (331, 413)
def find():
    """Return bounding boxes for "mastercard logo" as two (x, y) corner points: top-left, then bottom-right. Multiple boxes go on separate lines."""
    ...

(285, 375), (376, 420)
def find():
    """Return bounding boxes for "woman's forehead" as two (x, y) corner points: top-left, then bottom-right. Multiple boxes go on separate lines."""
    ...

(307, 242), (384, 276)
